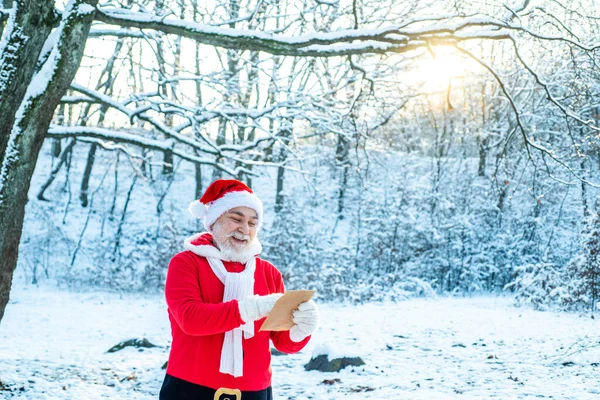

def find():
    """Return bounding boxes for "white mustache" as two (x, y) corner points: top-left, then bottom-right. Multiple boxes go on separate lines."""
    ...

(228, 232), (250, 241)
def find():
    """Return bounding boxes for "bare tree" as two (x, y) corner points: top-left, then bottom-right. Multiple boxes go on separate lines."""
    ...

(0, 0), (98, 322)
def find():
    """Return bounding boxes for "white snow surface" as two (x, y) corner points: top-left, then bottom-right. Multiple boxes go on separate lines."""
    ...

(1, 281), (599, 399)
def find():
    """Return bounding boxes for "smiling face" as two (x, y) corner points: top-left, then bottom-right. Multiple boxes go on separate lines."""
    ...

(211, 206), (259, 261)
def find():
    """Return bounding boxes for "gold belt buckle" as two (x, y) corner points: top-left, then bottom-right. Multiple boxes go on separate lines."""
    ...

(214, 387), (241, 400)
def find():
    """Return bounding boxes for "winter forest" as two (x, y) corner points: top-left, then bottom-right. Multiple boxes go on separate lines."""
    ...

(1, 0), (600, 398)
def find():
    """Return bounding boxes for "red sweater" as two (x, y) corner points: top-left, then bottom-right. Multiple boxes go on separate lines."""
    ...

(165, 233), (310, 391)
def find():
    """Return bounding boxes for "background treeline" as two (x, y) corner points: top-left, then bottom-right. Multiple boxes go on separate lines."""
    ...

(7, 0), (600, 313)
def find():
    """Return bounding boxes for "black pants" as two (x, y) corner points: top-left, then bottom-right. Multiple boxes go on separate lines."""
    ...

(159, 374), (273, 400)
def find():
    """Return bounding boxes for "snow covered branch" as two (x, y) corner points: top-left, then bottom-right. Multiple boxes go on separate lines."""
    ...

(45, 125), (242, 173)
(94, 8), (516, 56)
(87, 27), (162, 39)
(46, 125), (303, 176)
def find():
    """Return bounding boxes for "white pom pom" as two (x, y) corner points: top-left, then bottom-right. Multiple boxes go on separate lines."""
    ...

(188, 200), (207, 218)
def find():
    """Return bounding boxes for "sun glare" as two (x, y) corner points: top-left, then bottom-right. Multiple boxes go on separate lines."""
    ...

(412, 46), (471, 93)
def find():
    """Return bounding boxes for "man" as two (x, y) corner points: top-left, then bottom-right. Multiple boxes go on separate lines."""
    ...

(160, 179), (319, 400)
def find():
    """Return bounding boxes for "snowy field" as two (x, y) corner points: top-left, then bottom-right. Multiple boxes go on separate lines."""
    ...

(1, 281), (599, 399)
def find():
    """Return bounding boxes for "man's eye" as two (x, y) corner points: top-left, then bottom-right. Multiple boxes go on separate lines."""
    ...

(232, 218), (241, 223)
(249, 223), (256, 227)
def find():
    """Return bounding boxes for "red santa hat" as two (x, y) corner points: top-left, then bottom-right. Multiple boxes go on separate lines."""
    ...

(188, 179), (263, 231)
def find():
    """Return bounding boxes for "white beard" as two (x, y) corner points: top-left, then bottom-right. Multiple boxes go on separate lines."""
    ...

(212, 224), (259, 263)
(218, 242), (258, 263)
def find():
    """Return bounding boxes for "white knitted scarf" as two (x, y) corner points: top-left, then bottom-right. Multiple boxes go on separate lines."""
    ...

(206, 256), (256, 377)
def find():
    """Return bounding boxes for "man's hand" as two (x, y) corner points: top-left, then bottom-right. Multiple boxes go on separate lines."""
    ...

(290, 300), (319, 342)
(238, 293), (283, 323)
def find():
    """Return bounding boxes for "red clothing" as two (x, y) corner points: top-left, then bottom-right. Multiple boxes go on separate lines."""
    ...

(165, 233), (310, 391)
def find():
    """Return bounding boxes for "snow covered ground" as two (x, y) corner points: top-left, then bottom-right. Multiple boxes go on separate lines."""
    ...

(1, 281), (599, 399)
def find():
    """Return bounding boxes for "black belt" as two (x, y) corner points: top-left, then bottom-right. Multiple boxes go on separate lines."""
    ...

(159, 374), (273, 400)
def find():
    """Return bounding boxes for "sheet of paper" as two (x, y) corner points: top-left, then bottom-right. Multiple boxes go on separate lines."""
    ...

(259, 290), (316, 332)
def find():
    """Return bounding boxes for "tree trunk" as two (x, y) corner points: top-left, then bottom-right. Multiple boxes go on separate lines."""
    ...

(194, 160), (202, 200)
(113, 174), (137, 263)
(581, 158), (588, 218)
(163, 148), (174, 175)
(478, 81), (487, 177)
(0, 0), (57, 170)
(192, 20), (203, 199)
(275, 119), (292, 213)
(336, 134), (350, 217)
(80, 143), (97, 207)
(51, 104), (66, 158)
(37, 138), (76, 201)
(478, 136), (488, 177)
(0, 0), (99, 324)
(275, 164), (285, 212)
(212, 118), (227, 181)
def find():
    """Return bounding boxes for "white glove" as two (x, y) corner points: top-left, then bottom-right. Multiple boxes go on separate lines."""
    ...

(238, 293), (283, 323)
(290, 300), (319, 342)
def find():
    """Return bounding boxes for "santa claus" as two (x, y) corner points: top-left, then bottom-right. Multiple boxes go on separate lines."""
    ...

(159, 179), (319, 400)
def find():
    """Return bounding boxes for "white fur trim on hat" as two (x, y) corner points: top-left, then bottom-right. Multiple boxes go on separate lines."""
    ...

(188, 200), (208, 218)
(202, 190), (263, 232)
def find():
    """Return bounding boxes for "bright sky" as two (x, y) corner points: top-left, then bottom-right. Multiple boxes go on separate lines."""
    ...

(409, 46), (479, 94)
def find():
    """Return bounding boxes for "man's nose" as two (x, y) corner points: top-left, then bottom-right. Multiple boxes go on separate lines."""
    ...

(238, 222), (250, 234)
